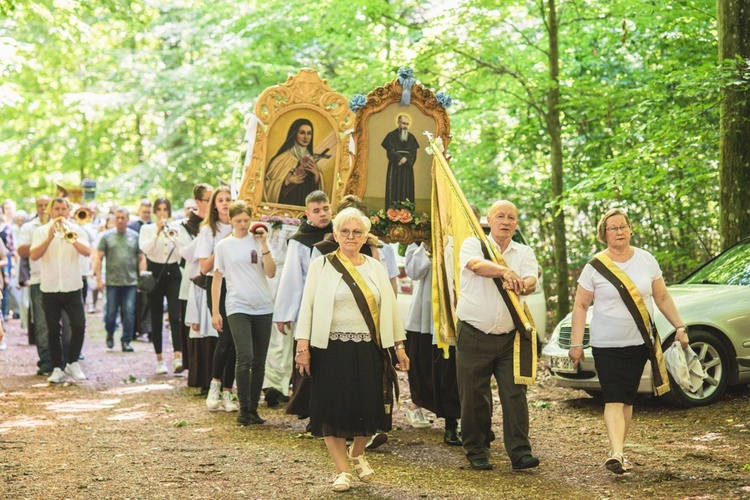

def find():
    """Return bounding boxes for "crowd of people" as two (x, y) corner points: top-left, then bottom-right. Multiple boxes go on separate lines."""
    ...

(1, 186), (690, 490)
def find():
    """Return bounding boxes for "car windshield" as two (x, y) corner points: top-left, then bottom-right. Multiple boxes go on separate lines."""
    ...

(681, 241), (750, 286)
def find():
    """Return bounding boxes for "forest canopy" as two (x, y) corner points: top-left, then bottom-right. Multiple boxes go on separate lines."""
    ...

(2, 0), (744, 319)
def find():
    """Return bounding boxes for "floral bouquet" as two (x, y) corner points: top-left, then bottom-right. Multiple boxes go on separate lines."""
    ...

(260, 214), (301, 230)
(369, 200), (430, 242)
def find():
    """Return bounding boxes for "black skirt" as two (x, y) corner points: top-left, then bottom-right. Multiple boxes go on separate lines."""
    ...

(593, 343), (649, 405)
(309, 339), (392, 438)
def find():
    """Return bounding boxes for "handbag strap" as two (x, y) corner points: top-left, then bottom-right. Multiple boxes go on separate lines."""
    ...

(155, 244), (177, 282)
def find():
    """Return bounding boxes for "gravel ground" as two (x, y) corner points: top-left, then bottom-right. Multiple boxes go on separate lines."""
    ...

(1, 312), (749, 499)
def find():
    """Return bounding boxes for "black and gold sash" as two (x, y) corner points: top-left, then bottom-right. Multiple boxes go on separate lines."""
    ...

(326, 250), (399, 414)
(589, 252), (670, 396)
(480, 242), (537, 385)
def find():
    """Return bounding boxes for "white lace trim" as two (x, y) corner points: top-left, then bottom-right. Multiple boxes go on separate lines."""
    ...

(329, 332), (371, 343)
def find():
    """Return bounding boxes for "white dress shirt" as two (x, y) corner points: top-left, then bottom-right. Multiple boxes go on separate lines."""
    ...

(455, 237), (538, 335)
(31, 221), (91, 293)
(18, 219), (43, 285)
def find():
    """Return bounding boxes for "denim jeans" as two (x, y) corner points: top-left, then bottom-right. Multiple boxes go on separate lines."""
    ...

(227, 313), (273, 412)
(105, 285), (136, 344)
(42, 290), (86, 369)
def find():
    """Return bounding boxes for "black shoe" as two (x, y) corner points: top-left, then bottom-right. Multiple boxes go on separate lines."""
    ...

(122, 343), (134, 352)
(443, 429), (462, 447)
(237, 409), (266, 426)
(106, 334), (114, 349)
(264, 387), (282, 408)
(469, 458), (493, 470)
(36, 369), (52, 376)
(512, 455), (540, 470)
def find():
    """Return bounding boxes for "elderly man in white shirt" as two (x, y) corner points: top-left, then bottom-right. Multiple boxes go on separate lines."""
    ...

(30, 197), (91, 384)
(455, 200), (540, 472)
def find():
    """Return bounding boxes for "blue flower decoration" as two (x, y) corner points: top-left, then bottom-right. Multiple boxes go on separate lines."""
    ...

(348, 94), (367, 112)
(398, 67), (414, 80)
(436, 92), (452, 109)
(397, 67), (416, 106)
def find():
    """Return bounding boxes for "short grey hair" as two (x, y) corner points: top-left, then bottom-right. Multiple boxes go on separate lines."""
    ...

(332, 207), (371, 233)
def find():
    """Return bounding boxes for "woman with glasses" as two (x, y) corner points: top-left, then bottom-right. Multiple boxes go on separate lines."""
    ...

(568, 208), (689, 474)
(294, 208), (410, 492)
(139, 197), (182, 375)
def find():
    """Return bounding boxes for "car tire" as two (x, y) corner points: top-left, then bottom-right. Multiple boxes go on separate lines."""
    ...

(660, 329), (731, 408)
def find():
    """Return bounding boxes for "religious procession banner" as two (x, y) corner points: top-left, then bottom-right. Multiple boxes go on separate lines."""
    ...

(428, 137), (537, 385)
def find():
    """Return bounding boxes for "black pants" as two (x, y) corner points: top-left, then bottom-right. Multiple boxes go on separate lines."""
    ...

(456, 320), (532, 465)
(227, 313), (273, 412)
(206, 276), (236, 389)
(147, 261), (182, 355)
(42, 290), (86, 369)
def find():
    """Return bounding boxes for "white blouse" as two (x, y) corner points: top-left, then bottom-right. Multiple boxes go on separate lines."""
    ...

(139, 222), (181, 264)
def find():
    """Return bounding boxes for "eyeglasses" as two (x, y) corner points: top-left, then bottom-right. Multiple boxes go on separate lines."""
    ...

(198, 198), (211, 203)
(606, 224), (630, 233)
(339, 228), (364, 239)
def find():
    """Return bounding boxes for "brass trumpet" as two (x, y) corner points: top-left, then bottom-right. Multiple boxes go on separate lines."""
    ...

(164, 227), (179, 240)
(54, 220), (78, 244)
(74, 206), (93, 225)
(161, 220), (178, 241)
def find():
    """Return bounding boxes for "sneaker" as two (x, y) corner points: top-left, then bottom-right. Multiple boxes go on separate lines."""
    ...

(206, 380), (221, 410)
(64, 362), (87, 381)
(173, 359), (184, 373)
(0, 340), (6, 350)
(106, 334), (114, 349)
(122, 343), (134, 352)
(47, 367), (66, 383)
(156, 361), (168, 375)
(406, 407), (432, 428)
(366, 432), (388, 450)
(221, 391), (239, 412)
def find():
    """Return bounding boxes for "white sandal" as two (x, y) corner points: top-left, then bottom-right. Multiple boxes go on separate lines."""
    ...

(605, 452), (626, 474)
(347, 446), (374, 482)
(332, 471), (353, 492)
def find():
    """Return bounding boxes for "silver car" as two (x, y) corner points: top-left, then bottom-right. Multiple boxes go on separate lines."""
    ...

(542, 238), (750, 407)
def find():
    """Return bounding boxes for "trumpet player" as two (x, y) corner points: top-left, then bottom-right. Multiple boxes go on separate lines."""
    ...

(139, 197), (183, 375)
(30, 197), (91, 384)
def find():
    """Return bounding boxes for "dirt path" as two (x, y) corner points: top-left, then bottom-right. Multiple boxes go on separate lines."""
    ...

(1, 313), (749, 499)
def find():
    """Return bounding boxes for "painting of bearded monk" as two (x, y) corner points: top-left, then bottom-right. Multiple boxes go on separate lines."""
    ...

(381, 114), (419, 210)
(263, 118), (334, 206)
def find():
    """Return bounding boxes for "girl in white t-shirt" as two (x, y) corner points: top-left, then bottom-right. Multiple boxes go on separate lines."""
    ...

(195, 187), (236, 412)
(212, 201), (275, 425)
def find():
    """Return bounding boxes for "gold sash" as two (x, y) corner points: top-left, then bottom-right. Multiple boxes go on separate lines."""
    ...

(589, 252), (670, 396)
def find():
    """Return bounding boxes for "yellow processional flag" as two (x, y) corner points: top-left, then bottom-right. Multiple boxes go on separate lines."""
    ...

(428, 137), (537, 385)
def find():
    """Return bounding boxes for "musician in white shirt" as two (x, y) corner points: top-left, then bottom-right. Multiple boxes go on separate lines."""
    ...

(139, 197), (182, 375)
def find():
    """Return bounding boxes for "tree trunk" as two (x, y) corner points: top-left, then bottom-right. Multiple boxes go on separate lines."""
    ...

(546, 0), (570, 322)
(718, 0), (750, 248)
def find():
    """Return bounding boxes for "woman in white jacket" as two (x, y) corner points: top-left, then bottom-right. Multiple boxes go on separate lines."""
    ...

(294, 208), (409, 492)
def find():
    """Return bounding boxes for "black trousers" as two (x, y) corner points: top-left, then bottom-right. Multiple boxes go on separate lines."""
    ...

(147, 261), (182, 355)
(456, 320), (532, 465)
(42, 290), (86, 369)
(205, 276), (236, 389)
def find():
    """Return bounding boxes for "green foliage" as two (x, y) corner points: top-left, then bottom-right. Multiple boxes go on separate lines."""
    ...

(1, 0), (731, 327)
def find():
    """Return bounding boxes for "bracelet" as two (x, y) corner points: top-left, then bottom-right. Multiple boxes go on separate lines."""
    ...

(295, 348), (308, 356)
(262, 250), (271, 255)
(675, 325), (686, 331)
(569, 343), (584, 348)
(394, 344), (405, 351)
